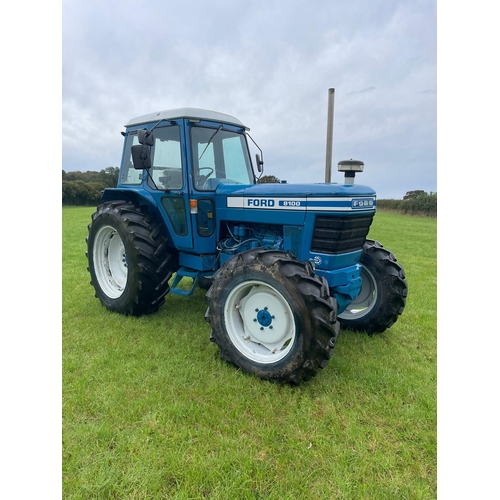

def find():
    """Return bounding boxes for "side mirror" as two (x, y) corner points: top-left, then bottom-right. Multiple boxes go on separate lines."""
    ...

(131, 144), (151, 170)
(138, 128), (154, 146)
(255, 153), (264, 173)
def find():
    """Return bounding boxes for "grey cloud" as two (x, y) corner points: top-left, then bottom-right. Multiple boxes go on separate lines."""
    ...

(63, 0), (436, 199)
(347, 87), (377, 95)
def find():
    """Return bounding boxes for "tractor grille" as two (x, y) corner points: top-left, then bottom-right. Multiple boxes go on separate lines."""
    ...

(311, 214), (374, 254)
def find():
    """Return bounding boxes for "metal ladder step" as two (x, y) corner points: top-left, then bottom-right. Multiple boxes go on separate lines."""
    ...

(169, 268), (200, 296)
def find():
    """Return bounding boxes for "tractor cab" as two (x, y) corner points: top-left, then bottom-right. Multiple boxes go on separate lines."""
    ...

(112, 108), (259, 273)
(123, 108), (256, 191)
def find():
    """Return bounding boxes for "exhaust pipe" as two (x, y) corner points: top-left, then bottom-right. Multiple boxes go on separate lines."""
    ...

(324, 88), (335, 183)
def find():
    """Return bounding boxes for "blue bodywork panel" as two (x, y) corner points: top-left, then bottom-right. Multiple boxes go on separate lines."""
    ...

(211, 182), (375, 312)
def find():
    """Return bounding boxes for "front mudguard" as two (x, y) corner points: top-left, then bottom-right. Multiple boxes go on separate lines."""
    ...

(314, 264), (363, 314)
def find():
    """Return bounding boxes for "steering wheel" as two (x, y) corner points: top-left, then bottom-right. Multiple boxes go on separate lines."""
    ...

(197, 167), (214, 186)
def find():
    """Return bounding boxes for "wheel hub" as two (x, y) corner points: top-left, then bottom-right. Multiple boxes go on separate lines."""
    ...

(256, 308), (274, 328)
(224, 280), (296, 363)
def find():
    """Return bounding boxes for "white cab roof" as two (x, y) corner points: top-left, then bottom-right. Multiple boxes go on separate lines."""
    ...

(125, 107), (249, 130)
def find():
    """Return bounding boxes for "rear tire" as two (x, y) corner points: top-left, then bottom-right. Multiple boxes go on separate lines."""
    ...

(206, 248), (339, 384)
(198, 276), (213, 290)
(86, 201), (176, 316)
(338, 239), (408, 334)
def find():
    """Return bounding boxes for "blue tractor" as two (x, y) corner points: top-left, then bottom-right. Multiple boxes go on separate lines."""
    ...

(86, 106), (407, 384)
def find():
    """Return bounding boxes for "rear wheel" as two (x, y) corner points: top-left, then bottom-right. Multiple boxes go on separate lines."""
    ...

(206, 248), (339, 384)
(198, 276), (213, 290)
(86, 201), (176, 316)
(338, 239), (408, 334)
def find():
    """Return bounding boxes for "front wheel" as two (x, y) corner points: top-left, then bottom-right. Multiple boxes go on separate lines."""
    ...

(338, 239), (408, 334)
(205, 248), (339, 384)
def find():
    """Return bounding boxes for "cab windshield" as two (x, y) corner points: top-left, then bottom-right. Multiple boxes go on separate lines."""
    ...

(190, 126), (254, 190)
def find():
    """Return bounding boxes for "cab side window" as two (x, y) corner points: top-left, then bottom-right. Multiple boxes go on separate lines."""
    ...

(149, 126), (183, 190)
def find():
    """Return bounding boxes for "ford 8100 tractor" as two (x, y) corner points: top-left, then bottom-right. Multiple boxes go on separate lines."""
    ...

(87, 105), (408, 384)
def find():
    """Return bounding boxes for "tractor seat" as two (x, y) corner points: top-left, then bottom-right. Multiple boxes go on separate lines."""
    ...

(159, 169), (183, 189)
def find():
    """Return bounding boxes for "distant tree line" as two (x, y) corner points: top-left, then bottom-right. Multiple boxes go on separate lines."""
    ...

(62, 168), (119, 205)
(377, 190), (437, 217)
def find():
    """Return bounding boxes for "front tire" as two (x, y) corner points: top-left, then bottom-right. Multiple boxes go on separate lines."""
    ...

(86, 201), (176, 316)
(206, 248), (339, 384)
(338, 239), (408, 334)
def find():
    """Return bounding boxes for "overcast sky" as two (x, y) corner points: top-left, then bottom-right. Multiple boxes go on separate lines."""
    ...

(63, 0), (436, 198)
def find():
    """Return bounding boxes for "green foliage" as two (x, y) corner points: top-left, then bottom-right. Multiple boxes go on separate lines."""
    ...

(63, 207), (436, 499)
(377, 191), (437, 217)
(258, 174), (281, 183)
(62, 168), (119, 205)
(403, 190), (427, 201)
(62, 180), (104, 205)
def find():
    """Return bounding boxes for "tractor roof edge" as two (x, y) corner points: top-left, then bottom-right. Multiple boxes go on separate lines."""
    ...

(125, 107), (249, 130)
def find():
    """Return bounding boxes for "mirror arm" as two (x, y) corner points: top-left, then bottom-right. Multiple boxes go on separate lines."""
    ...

(246, 132), (264, 179)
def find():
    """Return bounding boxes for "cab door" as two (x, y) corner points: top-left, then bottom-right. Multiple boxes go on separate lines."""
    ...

(186, 121), (254, 254)
(146, 124), (194, 250)
(186, 121), (219, 254)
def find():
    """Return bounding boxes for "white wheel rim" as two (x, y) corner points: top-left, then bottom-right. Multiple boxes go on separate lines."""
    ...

(224, 280), (296, 364)
(338, 265), (378, 319)
(93, 225), (128, 299)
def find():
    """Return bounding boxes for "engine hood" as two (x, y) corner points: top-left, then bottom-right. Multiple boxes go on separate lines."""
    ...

(215, 182), (376, 198)
(214, 182), (376, 217)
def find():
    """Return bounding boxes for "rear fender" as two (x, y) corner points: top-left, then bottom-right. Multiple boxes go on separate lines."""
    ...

(101, 188), (159, 211)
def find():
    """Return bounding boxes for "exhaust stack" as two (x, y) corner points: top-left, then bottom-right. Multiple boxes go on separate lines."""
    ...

(324, 88), (335, 183)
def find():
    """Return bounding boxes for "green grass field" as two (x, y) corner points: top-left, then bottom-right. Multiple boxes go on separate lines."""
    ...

(62, 207), (437, 499)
